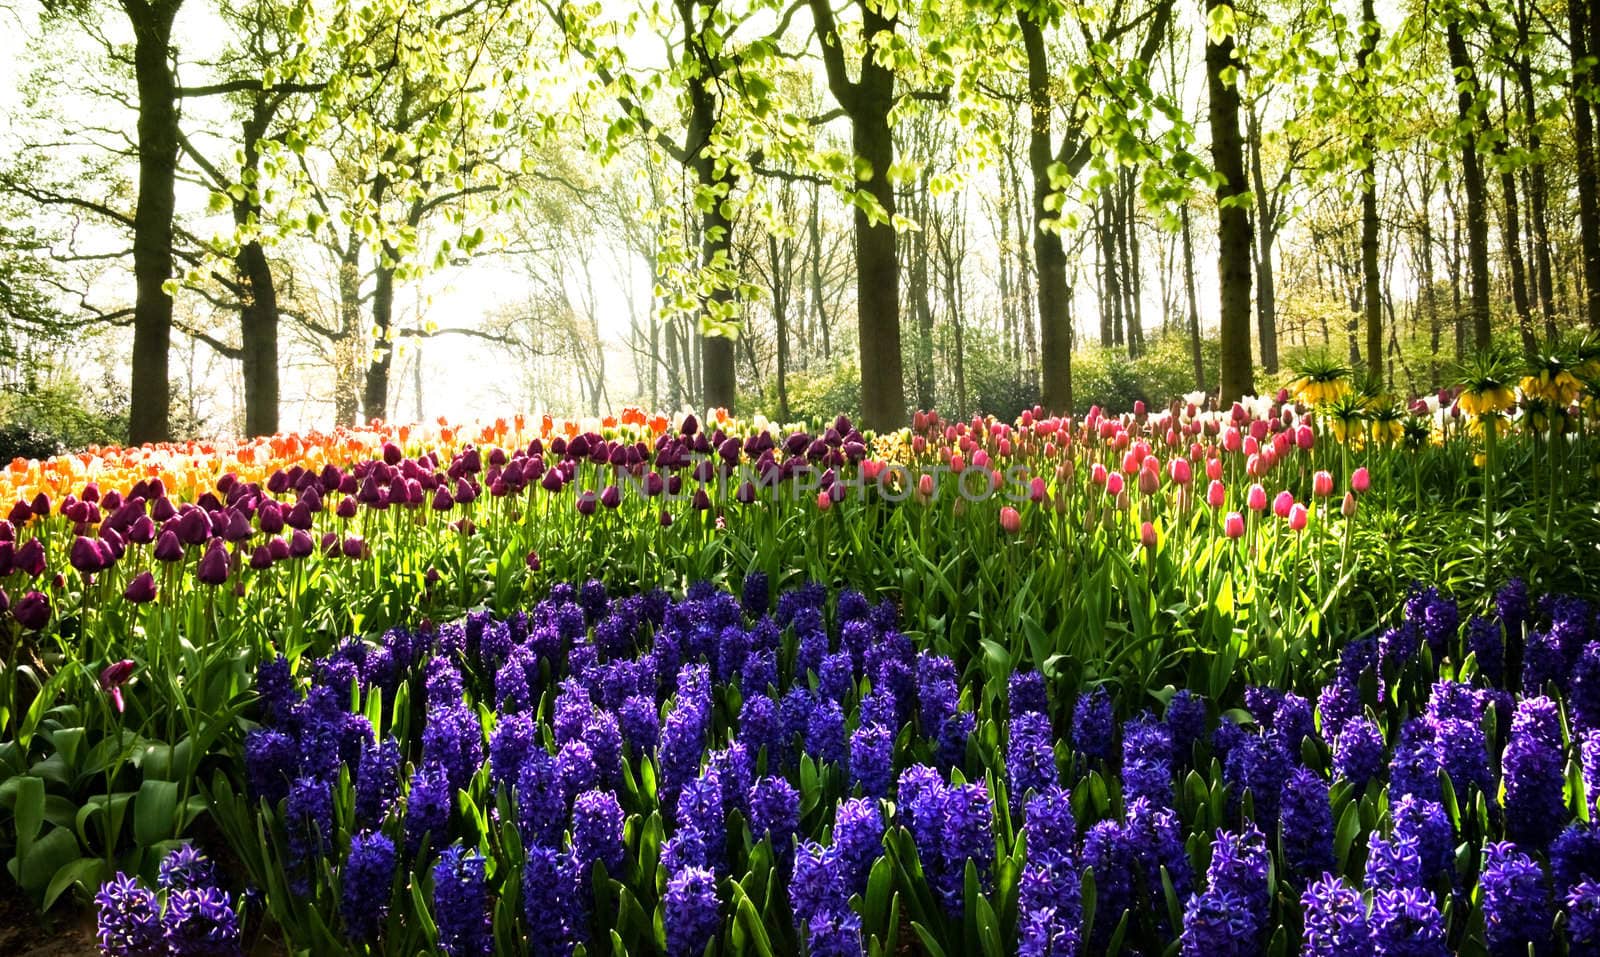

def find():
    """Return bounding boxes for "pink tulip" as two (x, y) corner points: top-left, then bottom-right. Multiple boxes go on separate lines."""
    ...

(1341, 492), (1358, 517)
(1206, 457), (1222, 481)
(1091, 463), (1108, 487)
(1224, 511), (1246, 539)
(1207, 479), (1226, 509)
(1000, 506), (1022, 535)
(1247, 484), (1268, 512)
(817, 490), (832, 511)
(1288, 503), (1309, 531)
(951, 453), (966, 473)
(1138, 469), (1160, 496)
(1273, 490), (1295, 518)
(1351, 467), (1371, 494)
(1312, 470), (1334, 497)
(1169, 458), (1193, 486)
(918, 473), (935, 499)
(1295, 424), (1315, 450)
(1140, 521), (1157, 548)
(1029, 477), (1047, 503)
(1106, 473), (1125, 496)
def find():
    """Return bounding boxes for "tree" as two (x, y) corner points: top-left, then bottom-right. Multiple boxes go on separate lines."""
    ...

(1205, 0), (1254, 402)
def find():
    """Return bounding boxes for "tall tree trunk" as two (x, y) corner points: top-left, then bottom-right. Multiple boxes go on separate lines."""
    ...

(127, 0), (184, 444)
(1181, 204), (1204, 391)
(1571, 0), (1600, 328)
(363, 253), (395, 423)
(1515, 7), (1556, 339)
(1497, 144), (1537, 353)
(772, 237), (792, 421)
(1359, 0), (1384, 380)
(1446, 16), (1494, 350)
(1021, 10), (1074, 413)
(1420, 172), (1442, 387)
(808, 185), (830, 363)
(235, 101), (279, 437)
(335, 234), (363, 427)
(1206, 0), (1254, 402)
(1246, 101), (1280, 375)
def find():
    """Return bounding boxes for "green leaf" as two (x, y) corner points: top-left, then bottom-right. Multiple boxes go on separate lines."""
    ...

(134, 780), (179, 847)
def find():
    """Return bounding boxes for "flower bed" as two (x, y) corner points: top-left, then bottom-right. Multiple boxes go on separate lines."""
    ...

(82, 576), (1600, 956)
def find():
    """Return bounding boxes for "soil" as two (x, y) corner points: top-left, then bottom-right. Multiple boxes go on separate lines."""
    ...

(0, 878), (96, 957)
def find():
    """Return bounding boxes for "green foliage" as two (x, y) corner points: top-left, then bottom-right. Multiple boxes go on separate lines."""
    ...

(1072, 334), (1219, 411)
(769, 359), (862, 427)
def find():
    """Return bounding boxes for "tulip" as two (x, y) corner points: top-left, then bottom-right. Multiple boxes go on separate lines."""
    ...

(1342, 492), (1358, 517)
(735, 481), (756, 505)
(320, 532), (340, 553)
(154, 530), (185, 563)
(1312, 470), (1334, 497)
(249, 546), (274, 570)
(99, 660), (135, 714)
(288, 529), (314, 559)
(268, 537), (290, 562)
(999, 506), (1021, 535)
(1273, 490), (1295, 518)
(1246, 484), (1268, 512)
(1028, 477), (1047, 503)
(917, 473), (935, 500)
(1351, 467), (1371, 494)
(1207, 480), (1226, 509)
(335, 497), (358, 519)
(1140, 521), (1157, 548)
(1137, 468), (1160, 497)
(576, 491), (598, 516)
(692, 489), (713, 510)
(1288, 503), (1309, 531)
(1295, 424), (1315, 450)
(1106, 473), (1125, 496)
(13, 590), (50, 630)
(342, 536), (367, 560)
(1223, 511), (1246, 539)
(526, 550), (541, 572)
(15, 538), (45, 576)
(816, 490), (832, 511)
(70, 536), (105, 574)
(197, 541), (230, 586)
(1169, 458), (1193, 486)
(123, 572), (157, 604)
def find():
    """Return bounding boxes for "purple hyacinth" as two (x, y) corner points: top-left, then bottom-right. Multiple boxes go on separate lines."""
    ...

(832, 797), (885, 893)
(433, 845), (491, 957)
(158, 845), (218, 892)
(802, 908), (863, 957)
(1121, 713), (1173, 810)
(664, 866), (721, 957)
(1405, 586), (1459, 658)
(490, 712), (538, 792)
(1387, 720), (1442, 804)
(571, 789), (626, 875)
(341, 831), (396, 941)
(1127, 797), (1193, 906)
(741, 571), (769, 616)
(748, 776), (800, 860)
(162, 886), (242, 957)
(1551, 823), (1600, 894)
(421, 696), (484, 795)
(1179, 889), (1259, 957)
(1466, 616), (1504, 685)
(1017, 859), (1081, 957)
(406, 760), (453, 856)
(1317, 680), (1360, 744)
(1567, 881), (1600, 954)
(286, 775), (332, 893)
(1300, 874), (1371, 957)
(1332, 717), (1385, 791)
(1080, 821), (1133, 949)
(1368, 887), (1446, 957)
(1205, 824), (1270, 917)
(1391, 795), (1453, 880)
(791, 840), (849, 928)
(619, 695), (661, 754)
(1165, 690), (1207, 763)
(95, 873), (162, 957)
(355, 735), (402, 828)
(1480, 842), (1551, 957)
(1009, 671), (1049, 719)
(934, 782), (994, 914)
(1363, 833), (1423, 890)
(1023, 786), (1077, 863)
(556, 740), (599, 801)
(1224, 731), (1289, 827)
(1504, 696), (1566, 847)
(1072, 687), (1114, 762)
(849, 723), (894, 798)
(806, 697), (848, 765)
(1003, 712), (1055, 801)
(243, 727), (296, 804)
(1280, 767), (1334, 878)
(523, 844), (580, 956)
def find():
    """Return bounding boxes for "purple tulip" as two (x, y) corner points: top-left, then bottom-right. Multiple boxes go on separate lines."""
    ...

(342, 536), (367, 560)
(0, 519), (12, 542)
(249, 546), (274, 570)
(196, 541), (230, 586)
(7, 501), (32, 526)
(682, 414), (699, 436)
(525, 550), (541, 572)
(454, 478), (477, 506)
(736, 481), (756, 504)
(177, 508), (211, 545)
(13, 591), (50, 630)
(288, 529), (313, 559)
(576, 491), (598, 516)
(70, 536), (104, 575)
(643, 473), (664, 497)
(154, 530), (184, 563)
(30, 492), (50, 517)
(99, 659), (135, 713)
(432, 486), (454, 511)
(268, 536), (290, 562)
(601, 486), (622, 510)
(150, 496), (177, 523)
(335, 497), (358, 519)
(123, 572), (158, 604)
(127, 514), (156, 545)
(0, 542), (13, 576)
(258, 501), (284, 534)
(15, 538), (45, 577)
(692, 489), (712, 511)
(320, 532), (339, 555)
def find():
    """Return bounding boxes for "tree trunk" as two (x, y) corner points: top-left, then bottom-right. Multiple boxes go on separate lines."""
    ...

(1571, 0), (1600, 329)
(127, 0), (184, 444)
(1420, 172), (1442, 387)
(1018, 8), (1073, 413)
(772, 235), (792, 421)
(1515, 9), (1556, 340)
(853, 106), (905, 428)
(1246, 102), (1280, 375)
(1497, 148), (1537, 354)
(363, 254), (395, 423)
(1206, 0), (1254, 402)
(1446, 18), (1493, 350)
(1359, 0), (1383, 380)
(1181, 204), (1204, 391)
(335, 234), (363, 427)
